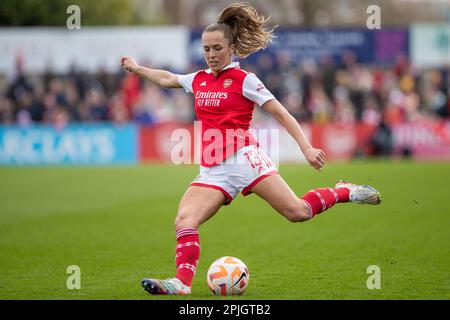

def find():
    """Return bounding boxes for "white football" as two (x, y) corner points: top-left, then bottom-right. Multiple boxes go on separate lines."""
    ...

(206, 256), (250, 295)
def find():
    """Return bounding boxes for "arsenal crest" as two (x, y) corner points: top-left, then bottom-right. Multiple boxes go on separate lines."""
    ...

(223, 79), (233, 88)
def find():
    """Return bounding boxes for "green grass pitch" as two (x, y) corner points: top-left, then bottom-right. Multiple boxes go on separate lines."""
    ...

(0, 161), (449, 300)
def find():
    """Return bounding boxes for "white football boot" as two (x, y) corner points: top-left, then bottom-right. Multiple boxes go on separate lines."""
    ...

(335, 180), (382, 205)
(141, 277), (191, 295)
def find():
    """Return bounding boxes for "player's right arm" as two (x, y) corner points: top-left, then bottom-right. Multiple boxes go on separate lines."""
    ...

(121, 56), (182, 89)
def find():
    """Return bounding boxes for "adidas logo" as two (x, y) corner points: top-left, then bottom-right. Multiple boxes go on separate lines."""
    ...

(200, 81), (206, 87)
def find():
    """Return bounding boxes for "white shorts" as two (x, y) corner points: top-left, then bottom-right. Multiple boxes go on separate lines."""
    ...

(191, 145), (278, 205)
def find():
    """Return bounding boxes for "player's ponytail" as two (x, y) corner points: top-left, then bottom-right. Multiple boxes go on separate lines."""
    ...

(204, 3), (277, 58)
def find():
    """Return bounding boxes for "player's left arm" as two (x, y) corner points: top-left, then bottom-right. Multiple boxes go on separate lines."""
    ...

(262, 99), (326, 171)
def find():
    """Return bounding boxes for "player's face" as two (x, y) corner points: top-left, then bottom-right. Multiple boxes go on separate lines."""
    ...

(202, 31), (235, 74)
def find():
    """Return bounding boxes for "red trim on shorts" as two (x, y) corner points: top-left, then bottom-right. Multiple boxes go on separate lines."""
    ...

(241, 170), (278, 196)
(190, 183), (233, 205)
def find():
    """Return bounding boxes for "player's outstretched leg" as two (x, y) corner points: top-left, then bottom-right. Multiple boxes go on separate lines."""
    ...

(301, 180), (381, 218)
(335, 180), (382, 205)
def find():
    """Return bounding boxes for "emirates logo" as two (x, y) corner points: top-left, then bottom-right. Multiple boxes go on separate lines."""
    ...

(223, 79), (233, 88)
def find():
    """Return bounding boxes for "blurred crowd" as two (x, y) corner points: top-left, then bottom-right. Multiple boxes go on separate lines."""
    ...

(0, 63), (195, 128)
(0, 51), (449, 129)
(241, 52), (450, 125)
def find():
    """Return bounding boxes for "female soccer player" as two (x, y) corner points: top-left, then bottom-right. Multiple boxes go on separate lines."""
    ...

(121, 3), (381, 295)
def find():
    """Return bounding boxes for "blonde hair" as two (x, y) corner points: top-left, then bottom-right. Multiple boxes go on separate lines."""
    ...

(204, 2), (277, 58)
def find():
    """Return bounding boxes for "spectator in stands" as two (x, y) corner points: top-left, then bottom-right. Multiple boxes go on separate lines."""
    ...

(0, 52), (449, 127)
(370, 118), (393, 157)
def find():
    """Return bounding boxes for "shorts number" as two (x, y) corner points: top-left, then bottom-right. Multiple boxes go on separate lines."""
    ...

(244, 149), (273, 173)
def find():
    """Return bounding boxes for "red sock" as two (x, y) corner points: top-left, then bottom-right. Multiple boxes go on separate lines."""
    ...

(301, 187), (350, 217)
(175, 228), (200, 287)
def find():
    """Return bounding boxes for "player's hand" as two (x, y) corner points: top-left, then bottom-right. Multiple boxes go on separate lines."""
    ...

(121, 56), (138, 73)
(304, 147), (326, 171)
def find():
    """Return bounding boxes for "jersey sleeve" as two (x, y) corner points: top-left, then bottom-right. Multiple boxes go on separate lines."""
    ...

(177, 72), (197, 94)
(242, 73), (275, 107)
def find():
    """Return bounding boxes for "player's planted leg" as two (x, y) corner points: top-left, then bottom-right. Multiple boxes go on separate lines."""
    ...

(141, 278), (191, 295)
(141, 186), (225, 296)
(141, 228), (199, 296)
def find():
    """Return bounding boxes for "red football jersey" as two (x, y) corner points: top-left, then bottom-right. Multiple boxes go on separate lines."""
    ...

(178, 62), (275, 167)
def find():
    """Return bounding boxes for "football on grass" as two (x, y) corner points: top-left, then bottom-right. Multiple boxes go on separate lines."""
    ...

(206, 256), (249, 295)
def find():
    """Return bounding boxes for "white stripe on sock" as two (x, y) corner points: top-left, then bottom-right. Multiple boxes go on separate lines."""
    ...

(178, 263), (196, 273)
(313, 191), (326, 212)
(176, 241), (200, 249)
(329, 188), (339, 203)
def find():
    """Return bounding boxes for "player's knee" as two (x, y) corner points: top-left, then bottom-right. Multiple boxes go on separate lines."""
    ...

(282, 201), (311, 223)
(175, 207), (199, 229)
